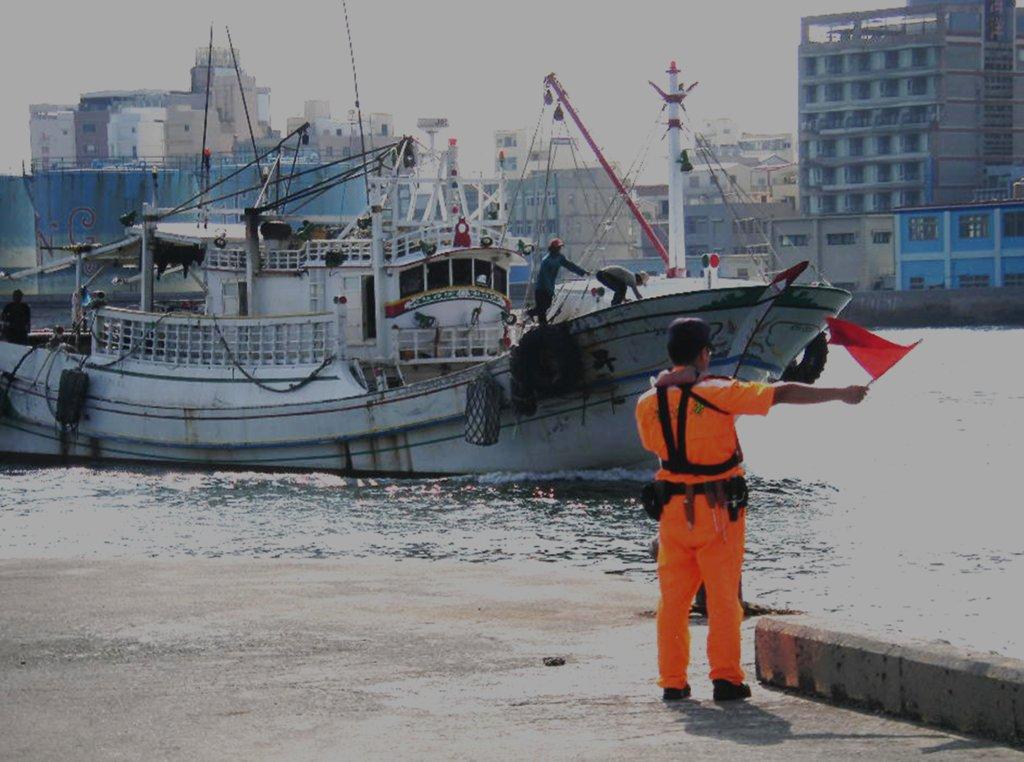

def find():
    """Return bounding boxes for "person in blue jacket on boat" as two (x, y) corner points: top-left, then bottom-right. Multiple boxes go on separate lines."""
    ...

(527, 238), (589, 327)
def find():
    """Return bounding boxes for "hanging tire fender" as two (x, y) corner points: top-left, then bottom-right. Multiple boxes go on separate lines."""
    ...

(781, 331), (829, 384)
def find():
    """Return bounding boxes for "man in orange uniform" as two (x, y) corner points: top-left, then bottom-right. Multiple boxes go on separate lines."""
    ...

(636, 318), (867, 701)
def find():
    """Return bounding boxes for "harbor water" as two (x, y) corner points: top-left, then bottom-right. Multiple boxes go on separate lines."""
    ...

(1, 327), (1021, 659)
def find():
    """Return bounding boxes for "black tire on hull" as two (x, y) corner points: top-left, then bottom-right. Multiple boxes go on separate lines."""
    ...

(781, 332), (829, 385)
(509, 325), (583, 413)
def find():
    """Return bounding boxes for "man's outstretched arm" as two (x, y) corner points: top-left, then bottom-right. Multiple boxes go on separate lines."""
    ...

(773, 383), (868, 406)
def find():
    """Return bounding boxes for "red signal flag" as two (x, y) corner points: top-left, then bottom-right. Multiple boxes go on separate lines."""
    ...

(825, 317), (920, 382)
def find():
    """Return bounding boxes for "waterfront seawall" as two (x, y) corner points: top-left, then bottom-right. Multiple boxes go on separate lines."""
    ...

(756, 616), (1024, 747)
(844, 287), (1024, 328)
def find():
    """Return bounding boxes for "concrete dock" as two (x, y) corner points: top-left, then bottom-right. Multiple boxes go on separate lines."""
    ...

(1, 558), (1021, 760)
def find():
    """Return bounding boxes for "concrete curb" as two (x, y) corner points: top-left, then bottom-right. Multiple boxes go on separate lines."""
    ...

(755, 616), (1024, 747)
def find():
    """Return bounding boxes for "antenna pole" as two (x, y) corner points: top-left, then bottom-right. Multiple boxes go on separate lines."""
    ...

(342, 0), (370, 204)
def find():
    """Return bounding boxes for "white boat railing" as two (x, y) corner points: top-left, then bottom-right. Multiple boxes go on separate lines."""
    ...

(395, 324), (505, 364)
(387, 224), (504, 260)
(204, 238), (373, 273)
(91, 308), (335, 368)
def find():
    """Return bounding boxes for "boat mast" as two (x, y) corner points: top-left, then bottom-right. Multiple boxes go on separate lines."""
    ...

(542, 73), (670, 269)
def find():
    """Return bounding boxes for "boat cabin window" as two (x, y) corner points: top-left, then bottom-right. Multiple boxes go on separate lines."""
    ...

(473, 259), (492, 288)
(493, 264), (507, 295)
(452, 258), (473, 286)
(400, 265), (424, 298)
(427, 260), (449, 291)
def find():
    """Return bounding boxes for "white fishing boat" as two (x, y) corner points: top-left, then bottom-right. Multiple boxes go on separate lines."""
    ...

(0, 66), (850, 475)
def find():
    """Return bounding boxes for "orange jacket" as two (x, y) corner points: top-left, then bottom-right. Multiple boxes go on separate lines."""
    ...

(635, 368), (775, 484)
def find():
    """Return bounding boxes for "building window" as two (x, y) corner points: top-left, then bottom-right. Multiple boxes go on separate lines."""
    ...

(83, 123), (96, 134)
(779, 234), (809, 247)
(884, 50), (901, 69)
(803, 85), (818, 104)
(874, 193), (892, 211)
(853, 52), (872, 72)
(853, 81), (872, 100)
(803, 58), (818, 76)
(876, 136), (892, 156)
(825, 83), (844, 102)
(826, 233), (857, 246)
(908, 77), (928, 96)
(958, 214), (989, 239)
(848, 137), (864, 157)
(820, 196), (837, 214)
(900, 162), (920, 181)
(820, 139), (837, 158)
(380, 124), (389, 136)
(908, 216), (938, 240)
(880, 79), (900, 97)
(845, 194), (864, 212)
(846, 166), (864, 184)
(1003, 211), (1024, 237)
(1004, 272), (1024, 286)
(183, 124), (190, 132)
(872, 231), (892, 244)
(911, 48), (928, 67)
(826, 55), (844, 74)
(908, 276), (926, 290)
(958, 273), (990, 288)
(902, 134), (920, 153)
(876, 163), (892, 182)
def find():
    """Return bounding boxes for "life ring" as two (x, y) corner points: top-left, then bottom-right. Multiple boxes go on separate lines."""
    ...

(509, 325), (583, 412)
(781, 332), (829, 384)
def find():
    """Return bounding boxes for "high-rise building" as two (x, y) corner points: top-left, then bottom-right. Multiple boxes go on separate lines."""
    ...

(799, 0), (1024, 216)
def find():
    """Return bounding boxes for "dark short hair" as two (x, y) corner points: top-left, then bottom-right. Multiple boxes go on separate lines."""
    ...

(667, 318), (711, 365)
(12, 289), (23, 299)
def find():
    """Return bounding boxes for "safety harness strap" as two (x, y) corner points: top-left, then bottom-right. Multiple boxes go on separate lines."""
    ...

(655, 383), (742, 476)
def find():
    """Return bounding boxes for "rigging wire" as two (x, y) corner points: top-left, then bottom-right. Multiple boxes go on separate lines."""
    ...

(225, 26), (262, 186)
(157, 134), (395, 220)
(497, 102), (547, 250)
(341, 0), (370, 204)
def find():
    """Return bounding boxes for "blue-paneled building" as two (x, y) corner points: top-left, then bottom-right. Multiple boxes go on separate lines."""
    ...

(895, 200), (1024, 290)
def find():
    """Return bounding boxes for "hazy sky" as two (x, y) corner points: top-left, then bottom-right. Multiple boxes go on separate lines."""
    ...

(1, 0), (890, 177)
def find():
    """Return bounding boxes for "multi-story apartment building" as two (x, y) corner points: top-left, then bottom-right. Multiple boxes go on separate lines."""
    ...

(29, 105), (77, 169)
(799, 0), (1024, 216)
(285, 101), (394, 160)
(493, 129), (584, 174)
(32, 45), (270, 168)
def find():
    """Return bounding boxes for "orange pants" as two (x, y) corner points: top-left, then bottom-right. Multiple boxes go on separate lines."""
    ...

(657, 494), (745, 688)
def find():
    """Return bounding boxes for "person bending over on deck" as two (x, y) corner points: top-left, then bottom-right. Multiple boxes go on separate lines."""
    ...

(595, 266), (649, 306)
(635, 317), (867, 702)
(1, 289), (31, 345)
(526, 238), (588, 327)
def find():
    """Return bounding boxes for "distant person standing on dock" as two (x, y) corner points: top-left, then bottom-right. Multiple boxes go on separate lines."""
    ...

(1, 289), (31, 345)
(526, 238), (589, 327)
(636, 318), (867, 702)
(595, 266), (649, 306)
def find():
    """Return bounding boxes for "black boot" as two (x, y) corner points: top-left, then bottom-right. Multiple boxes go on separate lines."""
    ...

(712, 680), (751, 701)
(662, 685), (691, 701)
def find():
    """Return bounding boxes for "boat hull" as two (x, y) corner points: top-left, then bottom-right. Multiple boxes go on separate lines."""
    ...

(0, 285), (850, 475)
